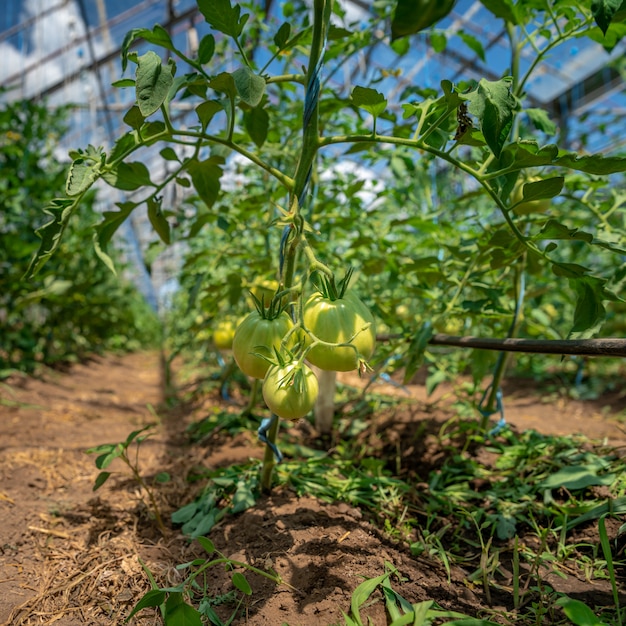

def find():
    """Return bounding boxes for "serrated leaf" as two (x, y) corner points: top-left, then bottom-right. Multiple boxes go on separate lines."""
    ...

(25, 197), (80, 278)
(351, 86), (387, 118)
(197, 33), (215, 64)
(197, 0), (249, 38)
(245, 106), (269, 147)
(391, 0), (457, 40)
(462, 77), (516, 158)
(499, 140), (626, 174)
(66, 158), (101, 196)
(233, 67), (266, 107)
(188, 158), (223, 208)
(147, 197), (171, 244)
(135, 51), (176, 117)
(121, 25), (176, 72)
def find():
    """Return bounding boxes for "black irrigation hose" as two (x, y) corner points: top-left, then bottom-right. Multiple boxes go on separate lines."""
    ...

(430, 334), (626, 358)
(377, 334), (626, 358)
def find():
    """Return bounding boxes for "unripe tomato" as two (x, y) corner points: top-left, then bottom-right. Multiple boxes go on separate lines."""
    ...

(213, 320), (236, 350)
(511, 176), (551, 215)
(262, 361), (319, 420)
(303, 291), (376, 371)
(232, 311), (294, 379)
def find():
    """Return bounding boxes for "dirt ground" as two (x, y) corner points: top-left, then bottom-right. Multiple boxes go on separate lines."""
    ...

(0, 351), (624, 626)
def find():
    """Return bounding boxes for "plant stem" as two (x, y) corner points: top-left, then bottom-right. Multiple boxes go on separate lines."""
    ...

(259, 0), (330, 493)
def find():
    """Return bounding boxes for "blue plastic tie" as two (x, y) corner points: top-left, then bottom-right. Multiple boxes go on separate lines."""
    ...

(257, 415), (283, 463)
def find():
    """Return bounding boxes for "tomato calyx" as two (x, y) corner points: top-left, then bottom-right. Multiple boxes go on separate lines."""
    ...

(312, 266), (354, 301)
(249, 288), (288, 321)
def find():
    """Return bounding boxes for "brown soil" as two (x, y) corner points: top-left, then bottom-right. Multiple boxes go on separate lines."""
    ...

(0, 352), (624, 625)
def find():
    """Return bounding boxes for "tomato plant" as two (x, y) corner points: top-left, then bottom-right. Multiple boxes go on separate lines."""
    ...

(21, 0), (626, 489)
(262, 360), (319, 420)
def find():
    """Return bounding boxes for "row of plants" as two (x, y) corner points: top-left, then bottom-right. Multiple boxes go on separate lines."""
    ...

(0, 94), (160, 377)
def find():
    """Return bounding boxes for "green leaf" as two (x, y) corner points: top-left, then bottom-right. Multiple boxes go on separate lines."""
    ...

(123, 105), (144, 131)
(196, 100), (223, 130)
(478, 0), (518, 24)
(197, 0), (249, 38)
(66, 158), (102, 196)
(232, 572), (252, 595)
(458, 30), (485, 61)
(102, 161), (153, 191)
(430, 31), (447, 52)
(188, 158), (223, 208)
(519, 176), (564, 202)
(541, 465), (615, 491)
(525, 108), (557, 135)
(233, 67), (266, 107)
(93, 201), (137, 274)
(208, 72), (237, 99)
(351, 86), (387, 119)
(93, 471), (111, 491)
(112, 78), (135, 88)
(351, 571), (393, 624)
(197, 536), (215, 555)
(165, 596), (203, 626)
(121, 25), (176, 72)
(135, 51), (176, 117)
(25, 197), (80, 278)
(403, 321), (433, 385)
(147, 197), (171, 244)
(124, 589), (167, 622)
(462, 77), (517, 158)
(592, 0), (623, 35)
(533, 219), (592, 243)
(197, 33), (215, 64)
(568, 276), (610, 339)
(555, 596), (605, 626)
(391, 0), (457, 40)
(245, 106), (269, 147)
(160, 147), (179, 161)
(499, 140), (626, 174)
(231, 479), (257, 513)
(274, 22), (291, 49)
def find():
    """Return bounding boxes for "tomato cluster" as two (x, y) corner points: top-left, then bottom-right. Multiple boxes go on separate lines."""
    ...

(230, 278), (375, 421)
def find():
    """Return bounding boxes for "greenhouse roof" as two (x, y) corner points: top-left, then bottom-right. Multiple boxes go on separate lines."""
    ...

(1, 0), (625, 157)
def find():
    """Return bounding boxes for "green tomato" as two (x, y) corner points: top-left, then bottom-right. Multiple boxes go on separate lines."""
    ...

(213, 319), (236, 350)
(303, 291), (376, 372)
(262, 361), (319, 420)
(511, 176), (551, 215)
(232, 311), (294, 379)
